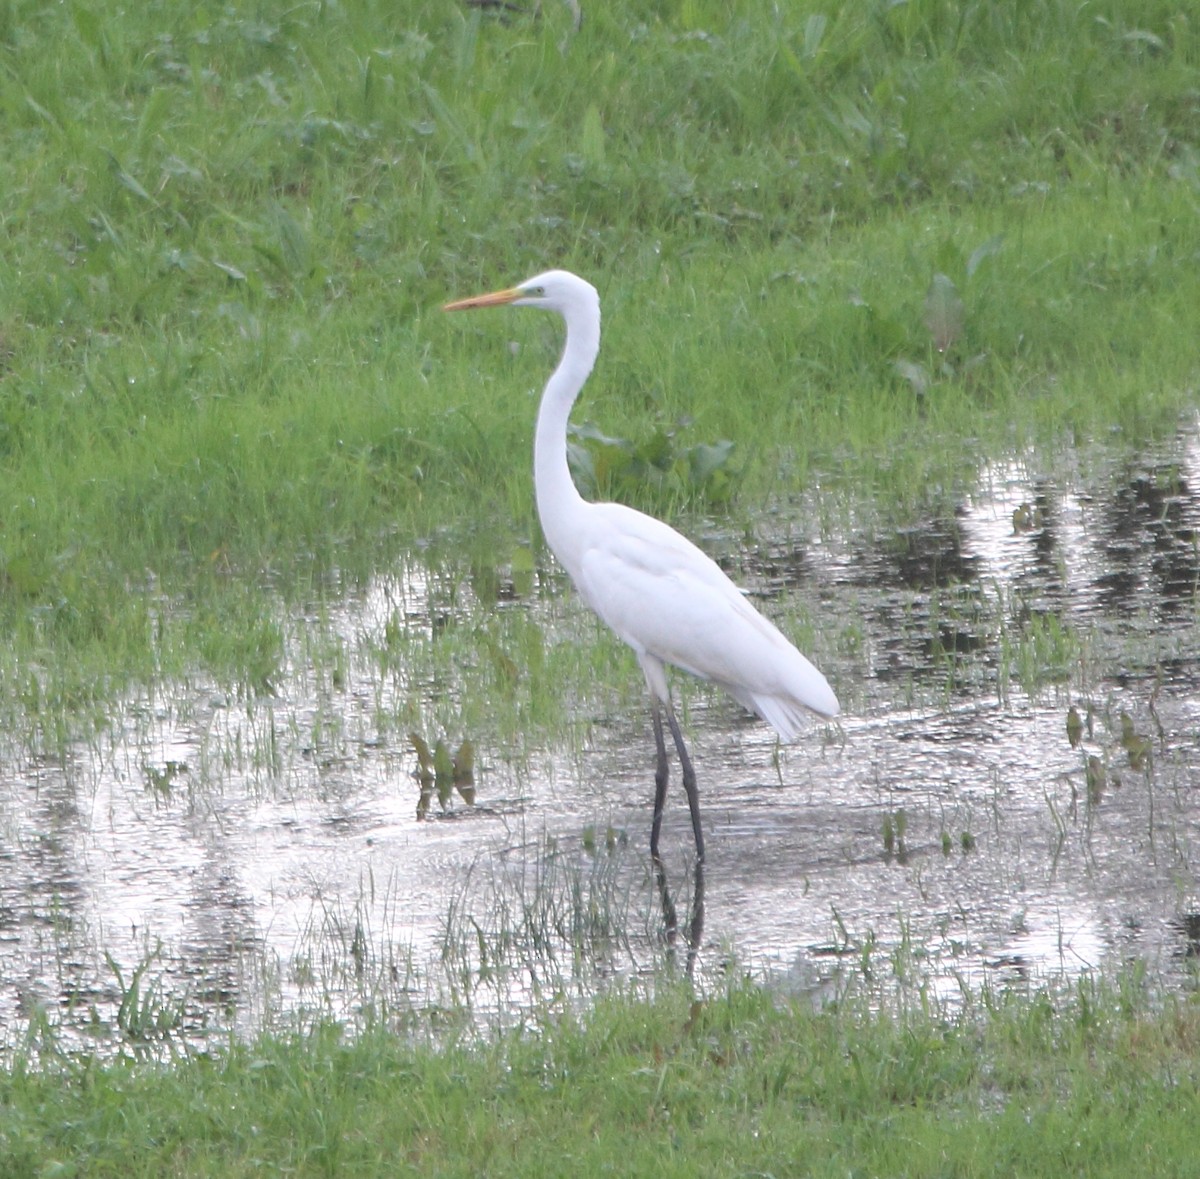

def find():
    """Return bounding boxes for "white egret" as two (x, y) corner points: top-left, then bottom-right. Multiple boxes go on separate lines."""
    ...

(444, 270), (838, 861)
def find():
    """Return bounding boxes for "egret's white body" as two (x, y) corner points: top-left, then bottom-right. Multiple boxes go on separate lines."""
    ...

(445, 269), (838, 860)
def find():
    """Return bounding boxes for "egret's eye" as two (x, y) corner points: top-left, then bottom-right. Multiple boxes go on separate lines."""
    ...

(527, 286), (545, 297)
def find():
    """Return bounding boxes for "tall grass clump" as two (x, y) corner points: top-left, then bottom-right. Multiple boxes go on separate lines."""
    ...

(0, 0), (1196, 717)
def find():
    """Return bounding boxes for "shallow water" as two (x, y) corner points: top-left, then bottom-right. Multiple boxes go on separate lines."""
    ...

(2, 427), (1198, 1054)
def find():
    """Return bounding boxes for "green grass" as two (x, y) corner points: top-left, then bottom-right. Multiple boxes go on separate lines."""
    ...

(0, 0), (1197, 720)
(3, 977), (1199, 1176)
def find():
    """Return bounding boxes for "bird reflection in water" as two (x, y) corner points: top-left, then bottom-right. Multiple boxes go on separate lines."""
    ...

(654, 856), (705, 978)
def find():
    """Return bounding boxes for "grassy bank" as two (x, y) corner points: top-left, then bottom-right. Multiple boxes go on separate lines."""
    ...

(3, 978), (1199, 1177)
(0, 0), (1197, 714)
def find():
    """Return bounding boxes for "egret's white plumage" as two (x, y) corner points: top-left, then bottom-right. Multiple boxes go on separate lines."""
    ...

(445, 269), (838, 859)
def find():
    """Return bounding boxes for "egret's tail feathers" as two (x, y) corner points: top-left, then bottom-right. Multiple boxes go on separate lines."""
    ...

(732, 683), (840, 741)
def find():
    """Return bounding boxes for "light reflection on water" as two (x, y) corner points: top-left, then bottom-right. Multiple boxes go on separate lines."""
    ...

(1, 427), (1198, 1054)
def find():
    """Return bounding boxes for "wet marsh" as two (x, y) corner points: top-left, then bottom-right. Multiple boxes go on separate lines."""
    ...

(4, 424), (1197, 1058)
(2, 20), (1200, 1175)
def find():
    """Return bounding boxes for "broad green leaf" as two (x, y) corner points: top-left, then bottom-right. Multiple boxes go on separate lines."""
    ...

(924, 272), (964, 353)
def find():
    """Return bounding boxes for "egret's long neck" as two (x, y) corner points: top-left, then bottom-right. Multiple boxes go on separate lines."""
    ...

(534, 299), (600, 571)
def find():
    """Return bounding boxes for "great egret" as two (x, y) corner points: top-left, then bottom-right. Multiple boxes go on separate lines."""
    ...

(444, 270), (839, 861)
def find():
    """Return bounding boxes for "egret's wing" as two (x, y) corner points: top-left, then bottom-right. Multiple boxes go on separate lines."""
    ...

(574, 505), (838, 730)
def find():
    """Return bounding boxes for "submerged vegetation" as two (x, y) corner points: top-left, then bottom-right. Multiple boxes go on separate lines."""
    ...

(1, 0), (1199, 1170)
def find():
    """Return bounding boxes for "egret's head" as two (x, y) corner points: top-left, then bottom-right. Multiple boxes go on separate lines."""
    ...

(444, 269), (599, 319)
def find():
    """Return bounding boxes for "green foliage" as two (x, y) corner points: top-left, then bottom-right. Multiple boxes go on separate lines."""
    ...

(2, 978), (1199, 1175)
(0, 0), (1196, 710)
(567, 420), (737, 507)
(409, 731), (476, 816)
(104, 945), (185, 1052)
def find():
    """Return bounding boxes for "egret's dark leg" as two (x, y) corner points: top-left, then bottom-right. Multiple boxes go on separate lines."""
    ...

(665, 702), (705, 861)
(649, 700), (671, 863)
